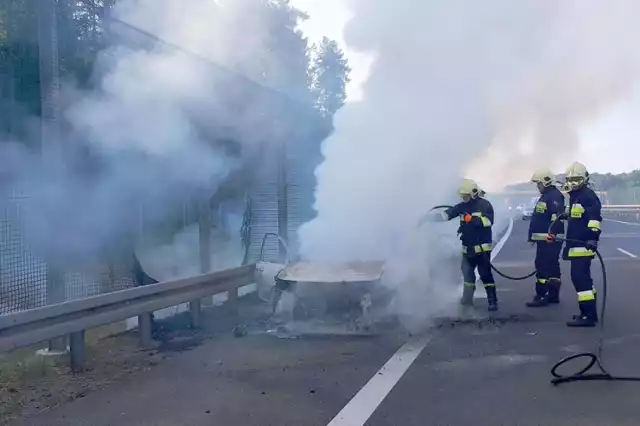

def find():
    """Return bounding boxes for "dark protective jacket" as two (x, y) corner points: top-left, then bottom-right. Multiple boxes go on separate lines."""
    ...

(445, 197), (494, 257)
(528, 185), (565, 242)
(562, 186), (602, 260)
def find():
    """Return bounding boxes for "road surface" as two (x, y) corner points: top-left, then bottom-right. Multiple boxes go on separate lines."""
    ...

(13, 218), (640, 426)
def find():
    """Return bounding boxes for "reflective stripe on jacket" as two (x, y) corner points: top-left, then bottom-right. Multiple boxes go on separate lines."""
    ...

(445, 197), (494, 256)
(528, 185), (565, 242)
(562, 186), (602, 260)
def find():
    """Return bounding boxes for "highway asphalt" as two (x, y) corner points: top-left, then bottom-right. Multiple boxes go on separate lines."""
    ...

(13, 217), (640, 426)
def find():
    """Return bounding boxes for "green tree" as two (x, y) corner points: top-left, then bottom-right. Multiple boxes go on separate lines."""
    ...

(309, 36), (351, 117)
(0, 0), (40, 139)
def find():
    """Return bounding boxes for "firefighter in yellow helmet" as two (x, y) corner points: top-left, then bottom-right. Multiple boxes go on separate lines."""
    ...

(438, 178), (497, 311)
(526, 168), (565, 307)
(555, 161), (602, 327)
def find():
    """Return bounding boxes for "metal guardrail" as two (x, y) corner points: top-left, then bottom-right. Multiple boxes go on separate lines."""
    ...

(601, 206), (640, 224)
(602, 205), (640, 210)
(0, 264), (256, 371)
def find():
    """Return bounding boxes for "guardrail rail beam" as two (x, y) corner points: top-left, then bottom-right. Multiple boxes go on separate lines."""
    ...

(0, 264), (256, 372)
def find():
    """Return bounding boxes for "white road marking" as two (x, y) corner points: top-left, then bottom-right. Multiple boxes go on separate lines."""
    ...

(492, 217), (514, 258)
(617, 247), (637, 258)
(326, 337), (430, 426)
(601, 233), (640, 238)
(606, 218), (640, 226)
(326, 218), (514, 426)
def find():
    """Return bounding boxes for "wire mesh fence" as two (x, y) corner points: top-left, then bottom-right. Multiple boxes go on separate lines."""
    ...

(0, 196), (48, 313)
(0, 191), (225, 316)
(0, 194), (140, 315)
(0, 0), (326, 316)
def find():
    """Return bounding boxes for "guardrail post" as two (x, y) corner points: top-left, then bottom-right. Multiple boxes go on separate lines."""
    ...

(227, 287), (239, 317)
(190, 300), (202, 328)
(69, 331), (85, 373)
(138, 313), (153, 347)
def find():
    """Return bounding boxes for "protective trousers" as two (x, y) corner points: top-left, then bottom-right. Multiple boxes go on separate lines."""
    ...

(461, 253), (497, 307)
(570, 257), (598, 320)
(534, 241), (562, 300)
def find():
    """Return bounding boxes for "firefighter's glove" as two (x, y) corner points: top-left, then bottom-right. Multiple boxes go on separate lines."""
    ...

(463, 213), (473, 223)
(556, 213), (569, 221)
(545, 234), (556, 242)
(585, 240), (598, 251)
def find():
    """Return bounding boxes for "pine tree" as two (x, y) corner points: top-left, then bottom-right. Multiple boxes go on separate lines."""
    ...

(309, 37), (351, 117)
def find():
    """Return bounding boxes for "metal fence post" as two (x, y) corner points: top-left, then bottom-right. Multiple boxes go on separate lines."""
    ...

(39, 0), (67, 354)
(46, 265), (67, 352)
(277, 137), (288, 264)
(190, 199), (210, 328)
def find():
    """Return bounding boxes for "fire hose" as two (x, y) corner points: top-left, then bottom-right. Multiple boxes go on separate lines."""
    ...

(428, 205), (640, 385)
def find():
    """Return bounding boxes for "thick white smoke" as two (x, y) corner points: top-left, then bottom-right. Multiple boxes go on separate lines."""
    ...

(1, 0), (304, 271)
(298, 0), (640, 326)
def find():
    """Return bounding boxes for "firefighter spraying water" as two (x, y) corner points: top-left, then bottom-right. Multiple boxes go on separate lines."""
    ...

(433, 178), (498, 312)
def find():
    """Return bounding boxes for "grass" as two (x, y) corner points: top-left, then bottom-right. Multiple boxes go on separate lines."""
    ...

(0, 346), (64, 425)
(0, 323), (148, 425)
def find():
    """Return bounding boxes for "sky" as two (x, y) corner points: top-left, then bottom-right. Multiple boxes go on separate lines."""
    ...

(291, 0), (640, 178)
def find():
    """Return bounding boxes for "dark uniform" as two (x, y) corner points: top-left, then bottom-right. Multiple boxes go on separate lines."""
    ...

(527, 185), (565, 305)
(562, 186), (602, 324)
(444, 197), (497, 310)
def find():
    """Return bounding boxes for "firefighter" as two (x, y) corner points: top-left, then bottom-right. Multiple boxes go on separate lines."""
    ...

(437, 178), (497, 311)
(556, 161), (602, 327)
(526, 168), (565, 307)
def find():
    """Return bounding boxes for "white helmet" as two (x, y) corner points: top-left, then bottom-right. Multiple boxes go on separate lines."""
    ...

(564, 161), (589, 191)
(531, 167), (555, 187)
(457, 178), (480, 199)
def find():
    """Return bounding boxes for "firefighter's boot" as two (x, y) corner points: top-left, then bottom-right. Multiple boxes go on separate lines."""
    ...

(460, 285), (475, 306)
(527, 278), (550, 307)
(566, 315), (596, 327)
(546, 279), (561, 304)
(486, 286), (498, 312)
(567, 300), (597, 327)
(526, 295), (549, 307)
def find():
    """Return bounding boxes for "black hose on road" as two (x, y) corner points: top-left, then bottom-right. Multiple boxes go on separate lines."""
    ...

(490, 264), (536, 281)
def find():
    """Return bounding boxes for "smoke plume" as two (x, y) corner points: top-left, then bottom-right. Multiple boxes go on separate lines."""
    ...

(298, 0), (640, 326)
(1, 0), (302, 270)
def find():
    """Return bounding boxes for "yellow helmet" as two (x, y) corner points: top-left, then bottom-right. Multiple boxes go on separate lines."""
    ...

(531, 167), (555, 187)
(457, 178), (480, 198)
(564, 161), (589, 191)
